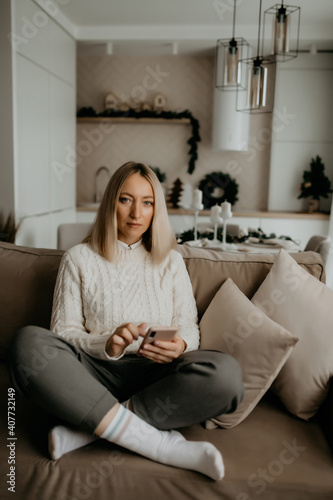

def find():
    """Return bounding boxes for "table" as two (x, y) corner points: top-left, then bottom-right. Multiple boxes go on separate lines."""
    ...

(183, 239), (302, 254)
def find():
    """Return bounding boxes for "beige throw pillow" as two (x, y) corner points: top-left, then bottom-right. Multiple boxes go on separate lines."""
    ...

(199, 278), (298, 428)
(252, 249), (333, 420)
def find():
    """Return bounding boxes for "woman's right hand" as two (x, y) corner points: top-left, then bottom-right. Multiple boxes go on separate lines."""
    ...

(105, 322), (147, 358)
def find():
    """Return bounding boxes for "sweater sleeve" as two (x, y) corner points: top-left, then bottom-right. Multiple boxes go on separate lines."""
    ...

(170, 251), (200, 352)
(50, 252), (113, 360)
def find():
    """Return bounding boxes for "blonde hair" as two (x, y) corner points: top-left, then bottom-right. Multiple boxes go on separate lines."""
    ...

(83, 162), (176, 264)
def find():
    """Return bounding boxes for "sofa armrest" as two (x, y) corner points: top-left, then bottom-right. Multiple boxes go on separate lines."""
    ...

(319, 377), (333, 454)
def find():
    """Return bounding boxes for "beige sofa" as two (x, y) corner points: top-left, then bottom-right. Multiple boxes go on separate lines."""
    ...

(0, 241), (332, 500)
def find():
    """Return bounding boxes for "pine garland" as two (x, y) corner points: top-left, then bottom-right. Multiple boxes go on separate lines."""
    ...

(77, 107), (201, 174)
(177, 226), (296, 245)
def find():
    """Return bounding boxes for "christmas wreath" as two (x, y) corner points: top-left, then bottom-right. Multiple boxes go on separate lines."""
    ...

(77, 107), (201, 175)
(198, 172), (239, 208)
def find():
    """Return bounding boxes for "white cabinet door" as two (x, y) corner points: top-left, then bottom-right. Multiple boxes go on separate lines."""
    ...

(269, 54), (333, 212)
(16, 54), (49, 217)
(272, 61), (333, 144)
(49, 75), (76, 211)
(48, 20), (76, 86)
(13, 0), (49, 68)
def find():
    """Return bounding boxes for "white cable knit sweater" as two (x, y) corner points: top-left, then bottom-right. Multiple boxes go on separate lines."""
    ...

(50, 242), (200, 360)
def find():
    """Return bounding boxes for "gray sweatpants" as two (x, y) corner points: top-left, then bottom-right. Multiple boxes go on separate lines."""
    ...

(8, 326), (244, 432)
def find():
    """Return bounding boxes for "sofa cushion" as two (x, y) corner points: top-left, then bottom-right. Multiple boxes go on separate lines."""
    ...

(0, 242), (64, 360)
(199, 278), (299, 428)
(252, 249), (333, 420)
(177, 245), (325, 320)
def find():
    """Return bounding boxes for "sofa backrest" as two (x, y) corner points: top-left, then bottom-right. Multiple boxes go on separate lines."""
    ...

(177, 245), (325, 320)
(0, 242), (325, 361)
(0, 243), (64, 360)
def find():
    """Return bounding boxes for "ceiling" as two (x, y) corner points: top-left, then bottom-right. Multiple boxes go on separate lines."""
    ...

(41, 0), (333, 56)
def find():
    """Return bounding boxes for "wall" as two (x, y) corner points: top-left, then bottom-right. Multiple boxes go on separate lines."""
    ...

(0, 0), (77, 248)
(269, 53), (333, 213)
(0, 1), (15, 213)
(76, 55), (274, 211)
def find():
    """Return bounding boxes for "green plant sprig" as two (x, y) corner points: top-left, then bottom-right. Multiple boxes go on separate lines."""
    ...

(298, 156), (332, 201)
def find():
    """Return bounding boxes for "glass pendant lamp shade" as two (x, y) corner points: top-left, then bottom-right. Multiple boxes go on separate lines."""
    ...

(236, 56), (275, 113)
(263, 3), (301, 61)
(215, 37), (249, 90)
(215, 0), (249, 90)
(237, 0), (276, 113)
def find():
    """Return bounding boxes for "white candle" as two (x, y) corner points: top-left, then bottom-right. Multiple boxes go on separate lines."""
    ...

(221, 200), (232, 218)
(210, 205), (220, 218)
(192, 189), (203, 209)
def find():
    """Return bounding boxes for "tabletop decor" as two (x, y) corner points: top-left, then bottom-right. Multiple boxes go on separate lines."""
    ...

(210, 205), (222, 244)
(77, 106), (201, 174)
(176, 225), (299, 248)
(191, 189), (204, 240)
(168, 178), (183, 208)
(198, 171), (239, 208)
(220, 200), (237, 250)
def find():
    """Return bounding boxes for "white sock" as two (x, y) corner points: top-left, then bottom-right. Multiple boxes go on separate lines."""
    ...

(100, 405), (224, 481)
(48, 425), (97, 460)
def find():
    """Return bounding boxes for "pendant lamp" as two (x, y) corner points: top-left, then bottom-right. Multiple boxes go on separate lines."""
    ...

(215, 0), (249, 91)
(236, 0), (276, 113)
(263, 1), (301, 62)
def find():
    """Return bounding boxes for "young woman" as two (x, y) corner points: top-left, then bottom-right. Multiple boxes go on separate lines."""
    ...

(8, 162), (243, 481)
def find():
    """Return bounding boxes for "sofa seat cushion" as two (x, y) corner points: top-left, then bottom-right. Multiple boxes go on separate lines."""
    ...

(252, 249), (333, 420)
(1, 364), (333, 500)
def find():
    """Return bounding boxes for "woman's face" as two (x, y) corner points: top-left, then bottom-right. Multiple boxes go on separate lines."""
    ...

(117, 172), (154, 245)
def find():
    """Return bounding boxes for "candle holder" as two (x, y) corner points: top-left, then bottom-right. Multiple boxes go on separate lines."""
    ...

(219, 200), (237, 251)
(220, 215), (237, 251)
(209, 214), (222, 245)
(191, 204), (204, 240)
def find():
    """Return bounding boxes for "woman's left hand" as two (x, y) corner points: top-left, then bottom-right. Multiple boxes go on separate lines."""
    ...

(138, 333), (186, 364)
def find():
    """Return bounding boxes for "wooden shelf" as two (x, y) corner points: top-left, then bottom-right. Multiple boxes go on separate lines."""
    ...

(77, 117), (191, 124)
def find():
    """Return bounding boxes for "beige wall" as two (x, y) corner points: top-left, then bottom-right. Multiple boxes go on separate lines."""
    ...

(76, 55), (273, 211)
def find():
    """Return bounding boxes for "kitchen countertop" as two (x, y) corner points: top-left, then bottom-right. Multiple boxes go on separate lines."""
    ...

(77, 205), (330, 220)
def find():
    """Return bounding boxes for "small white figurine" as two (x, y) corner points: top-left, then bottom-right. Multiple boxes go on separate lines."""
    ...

(153, 93), (167, 112)
(104, 92), (119, 110)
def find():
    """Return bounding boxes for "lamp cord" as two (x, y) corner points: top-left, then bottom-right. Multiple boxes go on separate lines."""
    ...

(256, 0), (262, 58)
(232, 0), (236, 39)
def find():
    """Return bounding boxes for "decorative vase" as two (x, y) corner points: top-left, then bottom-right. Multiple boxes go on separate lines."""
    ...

(308, 198), (320, 213)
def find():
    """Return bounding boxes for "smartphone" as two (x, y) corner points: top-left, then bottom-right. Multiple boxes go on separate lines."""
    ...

(138, 326), (178, 352)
